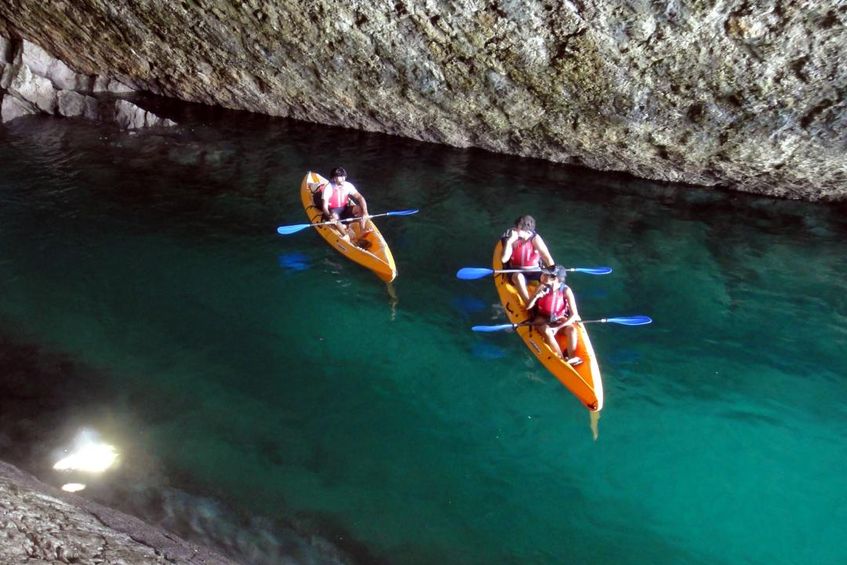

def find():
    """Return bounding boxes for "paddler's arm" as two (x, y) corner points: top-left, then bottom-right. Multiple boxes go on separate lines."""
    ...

(534, 235), (555, 267)
(349, 188), (368, 228)
(526, 283), (547, 310)
(500, 230), (518, 263)
(321, 184), (332, 218)
(561, 286), (581, 326)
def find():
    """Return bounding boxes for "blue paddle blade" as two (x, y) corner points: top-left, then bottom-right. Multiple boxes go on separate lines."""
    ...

(605, 316), (652, 326)
(471, 323), (516, 332)
(386, 208), (419, 216)
(277, 224), (311, 235)
(571, 267), (613, 275)
(456, 267), (494, 280)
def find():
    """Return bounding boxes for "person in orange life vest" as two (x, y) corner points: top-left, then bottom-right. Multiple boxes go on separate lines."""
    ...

(321, 166), (369, 241)
(500, 215), (555, 303)
(526, 265), (583, 366)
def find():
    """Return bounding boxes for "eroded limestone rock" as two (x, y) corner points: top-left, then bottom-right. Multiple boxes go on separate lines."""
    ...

(0, 461), (234, 564)
(10, 62), (58, 113)
(21, 39), (81, 90)
(57, 89), (98, 119)
(0, 34), (175, 129)
(0, 64), (13, 89)
(0, 34), (12, 63)
(1, 90), (36, 122)
(114, 98), (176, 129)
(0, 2), (845, 199)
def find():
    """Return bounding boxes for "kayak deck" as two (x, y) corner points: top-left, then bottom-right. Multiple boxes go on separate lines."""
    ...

(492, 241), (604, 411)
(300, 171), (397, 282)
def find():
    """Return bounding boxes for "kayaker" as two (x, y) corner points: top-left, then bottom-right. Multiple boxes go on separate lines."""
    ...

(321, 166), (369, 240)
(500, 215), (555, 303)
(526, 265), (583, 366)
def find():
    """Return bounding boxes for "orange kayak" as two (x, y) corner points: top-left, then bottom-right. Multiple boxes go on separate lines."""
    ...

(300, 172), (397, 282)
(492, 241), (604, 411)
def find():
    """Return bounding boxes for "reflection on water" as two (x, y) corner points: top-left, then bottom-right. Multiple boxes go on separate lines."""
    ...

(386, 281), (398, 319)
(61, 482), (86, 492)
(590, 410), (600, 441)
(53, 428), (119, 473)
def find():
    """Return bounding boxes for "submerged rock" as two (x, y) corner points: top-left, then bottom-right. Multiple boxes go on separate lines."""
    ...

(0, 2), (845, 199)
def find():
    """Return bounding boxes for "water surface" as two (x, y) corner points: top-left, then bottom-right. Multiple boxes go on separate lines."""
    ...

(0, 105), (845, 564)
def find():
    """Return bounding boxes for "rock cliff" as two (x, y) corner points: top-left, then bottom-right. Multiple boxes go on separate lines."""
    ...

(1, 1), (845, 200)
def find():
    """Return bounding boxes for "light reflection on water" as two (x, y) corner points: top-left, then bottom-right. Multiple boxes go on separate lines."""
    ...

(53, 428), (118, 473)
(0, 106), (846, 565)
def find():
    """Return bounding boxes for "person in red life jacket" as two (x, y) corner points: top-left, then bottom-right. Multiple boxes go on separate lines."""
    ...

(500, 215), (555, 303)
(320, 166), (369, 241)
(526, 265), (583, 366)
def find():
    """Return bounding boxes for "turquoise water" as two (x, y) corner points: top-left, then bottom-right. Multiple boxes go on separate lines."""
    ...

(1, 108), (846, 564)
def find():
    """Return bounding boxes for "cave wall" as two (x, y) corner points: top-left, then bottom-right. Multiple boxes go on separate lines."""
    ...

(1, 1), (846, 200)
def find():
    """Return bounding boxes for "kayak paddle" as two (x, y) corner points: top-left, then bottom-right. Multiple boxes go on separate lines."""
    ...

(582, 316), (652, 326)
(471, 315), (652, 332)
(277, 209), (419, 235)
(471, 322), (527, 333)
(456, 266), (612, 280)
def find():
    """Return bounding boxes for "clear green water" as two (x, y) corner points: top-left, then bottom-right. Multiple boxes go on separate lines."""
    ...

(1, 108), (846, 564)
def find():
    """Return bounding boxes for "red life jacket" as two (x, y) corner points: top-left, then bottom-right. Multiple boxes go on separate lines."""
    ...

(536, 285), (570, 321)
(509, 234), (540, 267)
(325, 182), (352, 208)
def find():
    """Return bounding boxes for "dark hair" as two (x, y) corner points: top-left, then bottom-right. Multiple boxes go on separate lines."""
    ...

(543, 264), (567, 281)
(514, 215), (536, 231)
(330, 166), (347, 179)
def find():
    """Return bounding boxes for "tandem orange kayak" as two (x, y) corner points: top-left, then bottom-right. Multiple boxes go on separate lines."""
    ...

(300, 171), (397, 282)
(492, 241), (604, 411)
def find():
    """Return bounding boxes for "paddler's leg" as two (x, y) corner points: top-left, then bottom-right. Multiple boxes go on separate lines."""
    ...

(348, 205), (373, 247)
(512, 272), (531, 303)
(336, 223), (351, 241)
(541, 322), (565, 358)
(325, 209), (349, 239)
(563, 325), (582, 365)
(351, 224), (373, 249)
(332, 206), (361, 240)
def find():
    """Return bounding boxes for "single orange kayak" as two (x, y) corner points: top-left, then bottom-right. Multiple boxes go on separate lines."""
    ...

(492, 241), (604, 411)
(300, 171), (397, 282)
